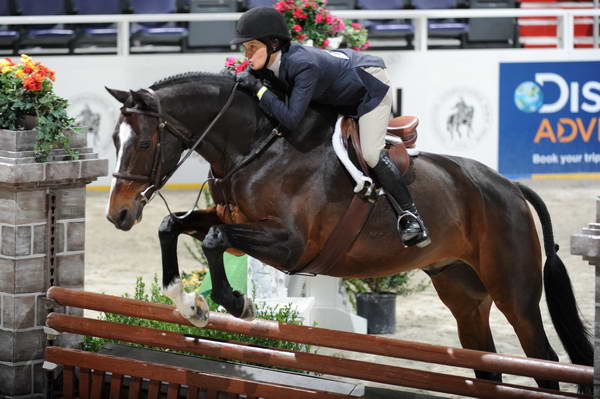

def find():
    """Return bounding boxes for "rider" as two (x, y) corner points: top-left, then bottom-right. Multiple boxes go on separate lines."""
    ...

(231, 6), (430, 248)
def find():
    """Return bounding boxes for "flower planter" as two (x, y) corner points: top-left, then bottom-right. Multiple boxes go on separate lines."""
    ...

(0, 127), (107, 397)
(356, 292), (397, 335)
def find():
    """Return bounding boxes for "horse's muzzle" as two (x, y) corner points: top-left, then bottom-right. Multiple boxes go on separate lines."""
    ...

(106, 203), (144, 231)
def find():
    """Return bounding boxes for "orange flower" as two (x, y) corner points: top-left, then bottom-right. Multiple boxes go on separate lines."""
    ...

(33, 71), (46, 83)
(22, 75), (42, 91)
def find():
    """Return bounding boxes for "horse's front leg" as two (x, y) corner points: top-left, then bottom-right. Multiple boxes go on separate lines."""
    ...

(158, 207), (221, 327)
(202, 221), (301, 320)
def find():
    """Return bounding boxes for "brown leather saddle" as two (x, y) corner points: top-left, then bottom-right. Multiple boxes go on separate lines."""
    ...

(341, 115), (419, 190)
(290, 116), (420, 275)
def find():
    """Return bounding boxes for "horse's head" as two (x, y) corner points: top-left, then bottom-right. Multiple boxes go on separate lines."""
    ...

(104, 87), (186, 230)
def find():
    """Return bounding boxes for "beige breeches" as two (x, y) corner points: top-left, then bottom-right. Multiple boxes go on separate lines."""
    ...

(358, 66), (393, 168)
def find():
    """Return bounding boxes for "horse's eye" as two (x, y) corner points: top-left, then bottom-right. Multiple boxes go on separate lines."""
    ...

(139, 141), (151, 150)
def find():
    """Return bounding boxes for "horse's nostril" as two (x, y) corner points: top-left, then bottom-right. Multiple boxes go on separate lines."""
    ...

(117, 209), (128, 225)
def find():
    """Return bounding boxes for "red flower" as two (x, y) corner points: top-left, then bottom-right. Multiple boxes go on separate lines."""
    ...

(23, 66), (33, 74)
(292, 24), (302, 32)
(296, 34), (306, 41)
(322, 39), (330, 47)
(3, 57), (14, 66)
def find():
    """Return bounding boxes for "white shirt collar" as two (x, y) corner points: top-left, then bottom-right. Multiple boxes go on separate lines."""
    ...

(267, 51), (282, 78)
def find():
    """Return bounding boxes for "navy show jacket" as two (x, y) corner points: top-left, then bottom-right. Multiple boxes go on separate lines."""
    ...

(258, 43), (389, 130)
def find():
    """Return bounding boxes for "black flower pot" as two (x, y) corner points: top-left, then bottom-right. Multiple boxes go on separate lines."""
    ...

(356, 292), (397, 334)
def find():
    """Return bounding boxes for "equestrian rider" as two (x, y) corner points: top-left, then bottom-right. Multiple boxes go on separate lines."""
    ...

(232, 6), (430, 248)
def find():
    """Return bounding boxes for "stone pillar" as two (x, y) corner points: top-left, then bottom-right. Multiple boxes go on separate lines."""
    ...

(0, 129), (107, 398)
(570, 197), (600, 398)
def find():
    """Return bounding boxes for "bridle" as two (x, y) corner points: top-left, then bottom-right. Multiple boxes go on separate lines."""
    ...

(113, 83), (240, 206)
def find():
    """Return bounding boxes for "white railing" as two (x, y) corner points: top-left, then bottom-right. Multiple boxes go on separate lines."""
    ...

(1, 8), (599, 55)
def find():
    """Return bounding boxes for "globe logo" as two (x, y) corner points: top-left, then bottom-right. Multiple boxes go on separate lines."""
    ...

(514, 81), (544, 113)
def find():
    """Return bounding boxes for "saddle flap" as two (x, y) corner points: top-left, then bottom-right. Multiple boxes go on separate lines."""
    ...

(339, 117), (412, 178)
(388, 141), (411, 176)
(387, 116), (419, 149)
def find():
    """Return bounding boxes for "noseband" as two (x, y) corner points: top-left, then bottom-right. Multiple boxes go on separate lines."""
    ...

(113, 83), (239, 203)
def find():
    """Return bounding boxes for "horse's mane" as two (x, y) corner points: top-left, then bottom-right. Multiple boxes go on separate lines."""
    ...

(150, 71), (234, 91)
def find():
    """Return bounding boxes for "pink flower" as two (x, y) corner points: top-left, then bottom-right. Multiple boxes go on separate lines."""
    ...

(352, 47), (360, 51)
(274, 1), (288, 12)
(325, 14), (334, 25)
(333, 17), (346, 32)
(292, 24), (302, 32)
(225, 57), (237, 67)
(296, 34), (306, 41)
(351, 22), (362, 30)
(361, 41), (371, 50)
(315, 13), (324, 23)
(235, 60), (250, 73)
(293, 8), (307, 19)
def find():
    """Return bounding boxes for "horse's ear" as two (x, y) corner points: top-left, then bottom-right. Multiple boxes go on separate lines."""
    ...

(105, 87), (129, 104)
(129, 89), (156, 110)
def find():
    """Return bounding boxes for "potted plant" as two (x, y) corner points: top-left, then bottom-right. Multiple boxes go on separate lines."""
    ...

(343, 272), (427, 334)
(0, 54), (79, 162)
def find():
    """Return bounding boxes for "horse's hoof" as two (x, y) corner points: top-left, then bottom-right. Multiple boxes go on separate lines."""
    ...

(179, 293), (210, 328)
(240, 296), (256, 321)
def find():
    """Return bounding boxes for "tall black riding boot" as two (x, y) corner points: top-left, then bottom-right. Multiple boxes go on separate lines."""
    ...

(372, 151), (431, 248)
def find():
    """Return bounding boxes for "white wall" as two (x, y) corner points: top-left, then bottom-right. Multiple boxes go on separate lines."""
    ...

(34, 48), (600, 186)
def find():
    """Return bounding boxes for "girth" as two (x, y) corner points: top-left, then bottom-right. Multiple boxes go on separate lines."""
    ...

(288, 117), (415, 275)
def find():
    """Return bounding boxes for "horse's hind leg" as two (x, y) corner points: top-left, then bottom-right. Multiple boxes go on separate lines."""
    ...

(479, 248), (560, 390)
(428, 261), (501, 382)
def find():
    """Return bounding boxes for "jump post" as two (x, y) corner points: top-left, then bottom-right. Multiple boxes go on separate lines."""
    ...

(44, 287), (593, 399)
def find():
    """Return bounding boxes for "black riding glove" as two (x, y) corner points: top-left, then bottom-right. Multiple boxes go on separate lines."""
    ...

(236, 71), (264, 96)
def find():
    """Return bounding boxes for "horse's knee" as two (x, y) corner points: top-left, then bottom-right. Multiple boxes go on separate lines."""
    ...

(159, 215), (179, 239)
(202, 226), (230, 252)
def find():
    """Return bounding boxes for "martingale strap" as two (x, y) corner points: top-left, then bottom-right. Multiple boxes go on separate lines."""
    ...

(289, 195), (375, 276)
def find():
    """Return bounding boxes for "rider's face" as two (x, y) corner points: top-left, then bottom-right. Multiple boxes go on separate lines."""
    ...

(242, 40), (267, 69)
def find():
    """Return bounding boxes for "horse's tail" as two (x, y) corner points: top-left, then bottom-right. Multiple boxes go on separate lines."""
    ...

(515, 182), (593, 371)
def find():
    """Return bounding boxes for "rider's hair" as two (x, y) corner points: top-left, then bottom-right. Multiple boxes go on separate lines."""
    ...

(261, 36), (290, 53)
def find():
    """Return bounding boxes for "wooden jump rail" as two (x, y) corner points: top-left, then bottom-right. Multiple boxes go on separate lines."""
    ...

(45, 287), (593, 399)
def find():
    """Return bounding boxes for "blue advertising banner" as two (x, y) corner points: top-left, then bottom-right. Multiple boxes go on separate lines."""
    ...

(499, 61), (600, 178)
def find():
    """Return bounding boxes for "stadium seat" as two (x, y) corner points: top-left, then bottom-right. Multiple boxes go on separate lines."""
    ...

(327, 0), (357, 10)
(411, 0), (469, 48)
(357, 0), (414, 49)
(129, 0), (188, 52)
(187, 0), (237, 50)
(0, 0), (19, 54)
(70, 0), (123, 51)
(244, 0), (277, 8)
(15, 0), (76, 53)
(467, 0), (518, 48)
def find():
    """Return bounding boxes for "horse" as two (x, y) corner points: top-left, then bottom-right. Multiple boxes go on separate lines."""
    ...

(104, 72), (592, 392)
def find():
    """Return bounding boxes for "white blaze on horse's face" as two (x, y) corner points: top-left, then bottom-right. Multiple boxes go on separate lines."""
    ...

(106, 120), (134, 216)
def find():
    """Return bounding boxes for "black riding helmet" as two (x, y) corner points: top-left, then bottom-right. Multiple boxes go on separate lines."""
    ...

(231, 7), (291, 70)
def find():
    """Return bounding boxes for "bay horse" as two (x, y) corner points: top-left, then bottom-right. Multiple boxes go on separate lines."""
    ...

(105, 72), (592, 392)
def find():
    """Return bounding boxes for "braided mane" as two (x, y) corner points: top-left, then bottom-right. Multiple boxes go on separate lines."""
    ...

(150, 71), (234, 90)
